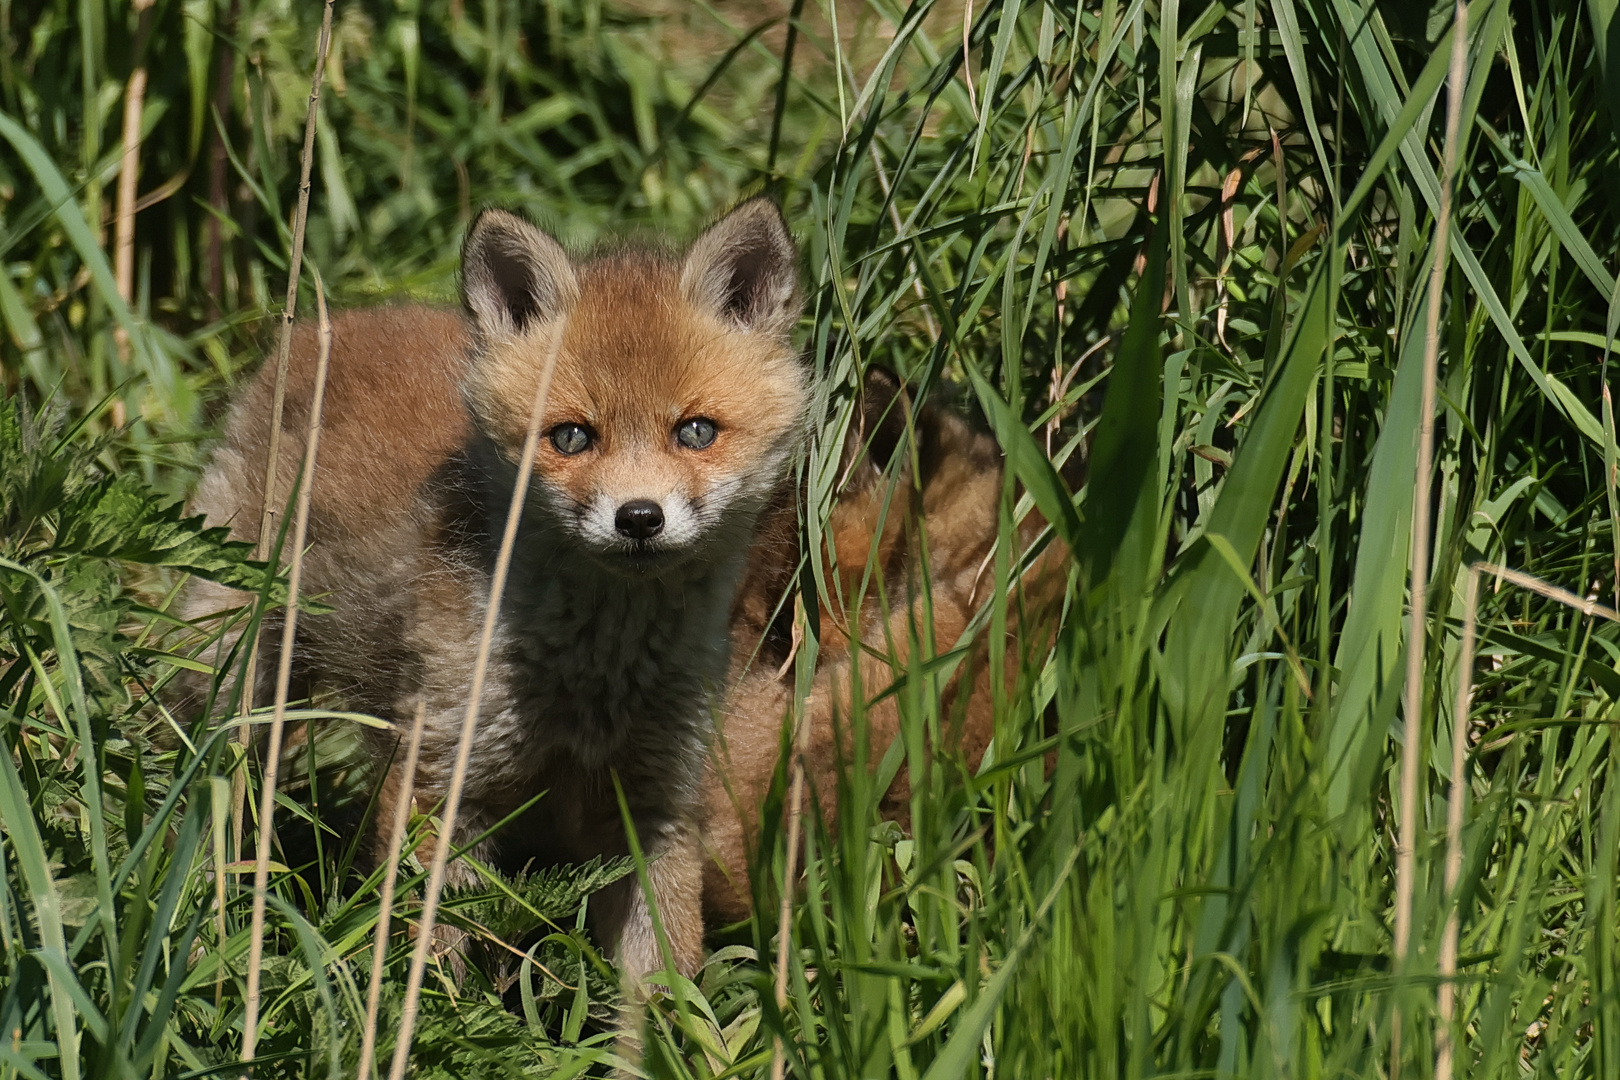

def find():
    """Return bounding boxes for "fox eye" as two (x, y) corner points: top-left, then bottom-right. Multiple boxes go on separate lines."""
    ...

(550, 423), (592, 455)
(676, 417), (718, 450)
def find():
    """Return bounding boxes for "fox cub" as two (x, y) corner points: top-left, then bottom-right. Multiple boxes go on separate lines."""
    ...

(182, 198), (808, 982)
(704, 370), (1071, 921)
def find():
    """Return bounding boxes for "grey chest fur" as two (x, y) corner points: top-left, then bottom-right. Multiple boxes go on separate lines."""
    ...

(494, 550), (739, 769)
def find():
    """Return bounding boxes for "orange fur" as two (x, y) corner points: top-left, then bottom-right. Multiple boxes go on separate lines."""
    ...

(181, 200), (808, 987)
(177, 201), (1073, 972)
(703, 376), (1071, 922)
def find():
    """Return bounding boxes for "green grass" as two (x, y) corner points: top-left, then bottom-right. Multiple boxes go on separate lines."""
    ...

(5, 0), (1620, 1075)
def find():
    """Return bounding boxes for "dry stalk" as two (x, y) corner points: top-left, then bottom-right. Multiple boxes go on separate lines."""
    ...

(256, 0), (337, 563)
(961, 0), (977, 112)
(1477, 563), (1620, 622)
(212, 777), (229, 1007)
(111, 0), (156, 429)
(1048, 215), (1070, 456)
(385, 332), (565, 1080)
(1435, 564), (1480, 1080)
(204, 0), (239, 315)
(232, 0), (337, 881)
(768, 663), (818, 1080)
(356, 700), (428, 1080)
(1435, 560), (1619, 1080)
(1391, 2), (1467, 1074)
(1605, 329), (1620, 613)
(241, 274), (333, 1066)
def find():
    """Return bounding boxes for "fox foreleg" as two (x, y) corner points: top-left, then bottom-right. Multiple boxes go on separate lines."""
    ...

(600, 816), (705, 988)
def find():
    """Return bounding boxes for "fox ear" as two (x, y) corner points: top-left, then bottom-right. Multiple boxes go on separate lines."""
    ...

(850, 366), (911, 472)
(681, 197), (800, 338)
(461, 209), (578, 338)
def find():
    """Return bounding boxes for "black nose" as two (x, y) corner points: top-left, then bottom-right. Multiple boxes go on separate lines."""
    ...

(615, 499), (664, 540)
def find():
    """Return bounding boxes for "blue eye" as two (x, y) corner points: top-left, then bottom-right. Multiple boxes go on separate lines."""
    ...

(550, 423), (592, 454)
(676, 417), (718, 450)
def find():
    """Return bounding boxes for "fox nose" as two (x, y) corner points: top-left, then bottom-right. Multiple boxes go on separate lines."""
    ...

(615, 499), (665, 540)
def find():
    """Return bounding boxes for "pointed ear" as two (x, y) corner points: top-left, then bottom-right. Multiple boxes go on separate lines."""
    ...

(680, 198), (800, 338)
(461, 209), (578, 338)
(852, 366), (911, 471)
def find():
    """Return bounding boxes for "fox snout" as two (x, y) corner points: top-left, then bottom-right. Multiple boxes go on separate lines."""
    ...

(553, 454), (701, 557)
(615, 499), (664, 539)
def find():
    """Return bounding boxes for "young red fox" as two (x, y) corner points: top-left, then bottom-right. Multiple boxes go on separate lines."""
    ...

(182, 198), (808, 982)
(704, 371), (1071, 921)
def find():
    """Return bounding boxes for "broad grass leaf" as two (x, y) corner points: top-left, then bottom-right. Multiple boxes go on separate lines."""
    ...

(1327, 293), (1429, 817)
(1158, 262), (1332, 746)
(1080, 225), (1167, 590)
(1505, 158), (1617, 294)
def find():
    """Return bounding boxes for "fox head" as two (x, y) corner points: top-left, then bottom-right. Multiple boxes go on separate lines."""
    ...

(458, 198), (809, 576)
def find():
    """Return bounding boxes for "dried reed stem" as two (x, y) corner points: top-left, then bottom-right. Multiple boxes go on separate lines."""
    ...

(961, 0), (976, 112)
(111, 0), (155, 429)
(213, 777), (229, 1006)
(385, 333), (564, 1080)
(231, 0), (336, 929)
(1048, 215), (1070, 456)
(1436, 564), (1480, 1080)
(1391, 3), (1467, 1073)
(1604, 318), (1620, 611)
(356, 700), (427, 1080)
(769, 673), (818, 1080)
(1476, 563), (1620, 622)
(256, 0), (336, 562)
(241, 274), (333, 1065)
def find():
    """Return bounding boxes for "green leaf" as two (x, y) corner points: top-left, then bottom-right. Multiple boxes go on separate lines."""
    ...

(1326, 293), (1429, 816)
(1079, 225), (1167, 589)
(53, 474), (286, 599)
(0, 731), (83, 1080)
(1158, 262), (1332, 743)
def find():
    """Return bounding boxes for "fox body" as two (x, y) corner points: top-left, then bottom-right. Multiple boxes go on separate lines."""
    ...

(704, 372), (1070, 921)
(184, 198), (1065, 979)
(183, 199), (807, 979)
